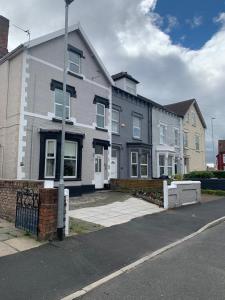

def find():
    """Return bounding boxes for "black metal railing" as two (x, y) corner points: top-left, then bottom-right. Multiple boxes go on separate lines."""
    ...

(15, 188), (39, 236)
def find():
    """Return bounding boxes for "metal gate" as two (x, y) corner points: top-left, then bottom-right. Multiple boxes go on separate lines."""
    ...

(15, 188), (39, 236)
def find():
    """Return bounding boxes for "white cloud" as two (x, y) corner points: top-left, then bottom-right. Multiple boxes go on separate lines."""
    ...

(165, 15), (179, 33)
(214, 12), (225, 27)
(1, 0), (225, 163)
(186, 16), (203, 28)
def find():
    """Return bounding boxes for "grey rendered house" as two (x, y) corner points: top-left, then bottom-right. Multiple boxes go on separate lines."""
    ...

(111, 72), (184, 179)
(111, 73), (152, 179)
(0, 18), (114, 195)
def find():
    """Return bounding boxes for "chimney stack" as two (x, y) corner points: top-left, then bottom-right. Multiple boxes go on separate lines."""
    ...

(0, 16), (9, 59)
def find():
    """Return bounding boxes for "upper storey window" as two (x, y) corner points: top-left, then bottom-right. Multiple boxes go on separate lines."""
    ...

(68, 51), (81, 74)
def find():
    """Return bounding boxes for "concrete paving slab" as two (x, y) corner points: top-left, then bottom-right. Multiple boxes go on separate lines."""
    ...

(4, 237), (42, 252)
(0, 234), (12, 242)
(0, 242), (17, 257)
(69, 197), (164, 228)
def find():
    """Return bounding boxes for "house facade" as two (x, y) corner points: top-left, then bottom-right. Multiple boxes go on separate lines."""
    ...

(0, 21), (113, 195)
(111, 73), (152, 179)
(165, 99), (206, 173)
(217, 140), (225, 170)
(152, 106), (183, 178)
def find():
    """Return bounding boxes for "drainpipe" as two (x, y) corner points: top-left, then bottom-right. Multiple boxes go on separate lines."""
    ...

(148, 103), (153, 178)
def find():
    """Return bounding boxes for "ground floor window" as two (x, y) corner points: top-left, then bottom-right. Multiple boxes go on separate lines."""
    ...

(45, 140), (56, 178)
(64, 141), (78, 178)
(159, 155), (165, 176)
(140, 153), (148, 178)
(167, 155), (173, 177)
(131, 152), (138, 177)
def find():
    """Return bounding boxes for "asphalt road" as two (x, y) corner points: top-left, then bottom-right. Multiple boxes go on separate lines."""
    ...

(0, 199), (225, 300)
(80, 222), (225, 300)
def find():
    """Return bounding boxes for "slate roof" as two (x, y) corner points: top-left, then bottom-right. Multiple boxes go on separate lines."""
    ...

(112, 72), (140, 84)
(164, 99), (207, 128)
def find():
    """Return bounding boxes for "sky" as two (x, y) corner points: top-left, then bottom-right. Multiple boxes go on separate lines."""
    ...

(1, 0), (225, 164)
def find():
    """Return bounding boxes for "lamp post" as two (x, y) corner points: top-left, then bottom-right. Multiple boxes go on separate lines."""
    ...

(211, 117), (216, 168)
(57, 0), (74, 241)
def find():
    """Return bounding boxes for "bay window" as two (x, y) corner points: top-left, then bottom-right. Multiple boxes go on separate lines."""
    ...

(159, 155), (165, 176)
(131, 152), (138, 177)
(140, 153), (148, 178)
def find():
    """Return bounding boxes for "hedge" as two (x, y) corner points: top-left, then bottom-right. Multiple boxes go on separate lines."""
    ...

(184, 171), (225, 179)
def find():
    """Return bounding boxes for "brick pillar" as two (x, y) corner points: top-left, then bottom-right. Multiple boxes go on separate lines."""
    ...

(0, 16), (9, 59)
(38, 188), (58, 241)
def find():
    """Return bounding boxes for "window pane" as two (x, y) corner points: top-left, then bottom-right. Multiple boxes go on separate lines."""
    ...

(69, 63), (80, 74)
(168, 167), (173, 177)
(66, 107), (70, 119)
(159, 155), (165, 166)
(46, 159), (55, 177)
(112, 149), (118, 158)
(132, 165), (138, 177)
(112, 121), (119, 133)
(65, 142), (76, 158)
(112, 110), (119, 121)
(64, 159), (76, 177)
(69, 51), (80, 64)
(160, 166), (165, 176)
(168, 156), (173, 166)
(55, 104), (63, 118)
(47, 141), (55, 157)
(141, 153), (147, 164)
(131, 152), (138, 163)
(97, 115), (104, 128)
(97, 103), (104, 115)
(55, 89), (63, 104)
(133, 127), (140, 138)
(141, 165), (148, 177)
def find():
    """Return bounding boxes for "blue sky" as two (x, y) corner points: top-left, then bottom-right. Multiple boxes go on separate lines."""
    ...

(154, 0), (225, 49)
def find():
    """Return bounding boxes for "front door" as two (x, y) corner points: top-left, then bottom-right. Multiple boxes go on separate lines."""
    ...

(95, 145), (104, 189)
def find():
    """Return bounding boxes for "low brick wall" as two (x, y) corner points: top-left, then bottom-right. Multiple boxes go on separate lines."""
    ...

(110, 179), (163, 191)
(0, 180), (44, 222)
(38, 188), (58, 241)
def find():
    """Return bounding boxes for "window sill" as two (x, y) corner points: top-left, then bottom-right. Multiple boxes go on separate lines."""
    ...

(96, 127), (108, 132)
(52, 117), (74, 126)
(132, 137), (142, 141)
(112, 132), (120, 136)
(68, 71), (84, 80)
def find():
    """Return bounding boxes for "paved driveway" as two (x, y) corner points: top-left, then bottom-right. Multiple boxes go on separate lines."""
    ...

(69, 197), (164, 227)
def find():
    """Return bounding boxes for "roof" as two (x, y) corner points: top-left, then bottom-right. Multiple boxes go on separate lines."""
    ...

(0, 23), (114, 85)
(112, 72), (140, 84)
(113, 86), (181, 117)
(164, 99), (207, 128)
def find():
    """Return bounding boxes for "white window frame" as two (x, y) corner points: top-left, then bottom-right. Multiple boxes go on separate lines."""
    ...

(174, 128), (179, 147)
(140, 153), (148, 178)
(64, 141), (78, 179)
(96, 103), (106, 129)
(68, 50), (81, 74)
(131, 152), (138, 178)
(133, 116), (141, 139)
(195, 134), (200, 151)
(54, 89), (70, 120)
(167, 155), (173, 177)
(223, 154), (225, 164)
(44, 140), (56, 179)
(112, 109), (120, 134)
(160, 124), (166, 145)
(158, 154), (166, 177)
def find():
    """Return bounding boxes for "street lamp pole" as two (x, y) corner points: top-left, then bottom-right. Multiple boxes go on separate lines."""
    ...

(211, 117), (216, 168)
(57, 0), (74, 241)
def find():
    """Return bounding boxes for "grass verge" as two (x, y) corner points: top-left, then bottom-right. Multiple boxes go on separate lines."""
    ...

(69, 218), (104, 235)
(202, 189), (225, 196)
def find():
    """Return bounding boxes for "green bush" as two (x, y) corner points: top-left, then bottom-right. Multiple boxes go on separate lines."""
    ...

(212, 171), (225, 179)
(202, 189), (225, 196)
(183, 171), (214, 179)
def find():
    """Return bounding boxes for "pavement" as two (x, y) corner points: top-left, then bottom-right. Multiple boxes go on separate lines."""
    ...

(69, 197), (164, 227)
(0, 218), (43, 258)
(79, 221), (225, 300)
(0, 198), (225, 300)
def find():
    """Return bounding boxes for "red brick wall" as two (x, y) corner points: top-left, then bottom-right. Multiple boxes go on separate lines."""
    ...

(110, 179), (163, 191)
(38, 188), (58, 241)
(0, 180), (44, 222)
(217, 152), (225, 171)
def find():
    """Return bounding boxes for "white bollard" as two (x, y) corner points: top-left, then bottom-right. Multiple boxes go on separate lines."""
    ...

(64, 189), (70, 237)
(163, 180), (168, 209)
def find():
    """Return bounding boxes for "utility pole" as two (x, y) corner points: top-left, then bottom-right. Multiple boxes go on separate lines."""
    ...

(57, 0), (74, 241)
(211, 117), (216, 168)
